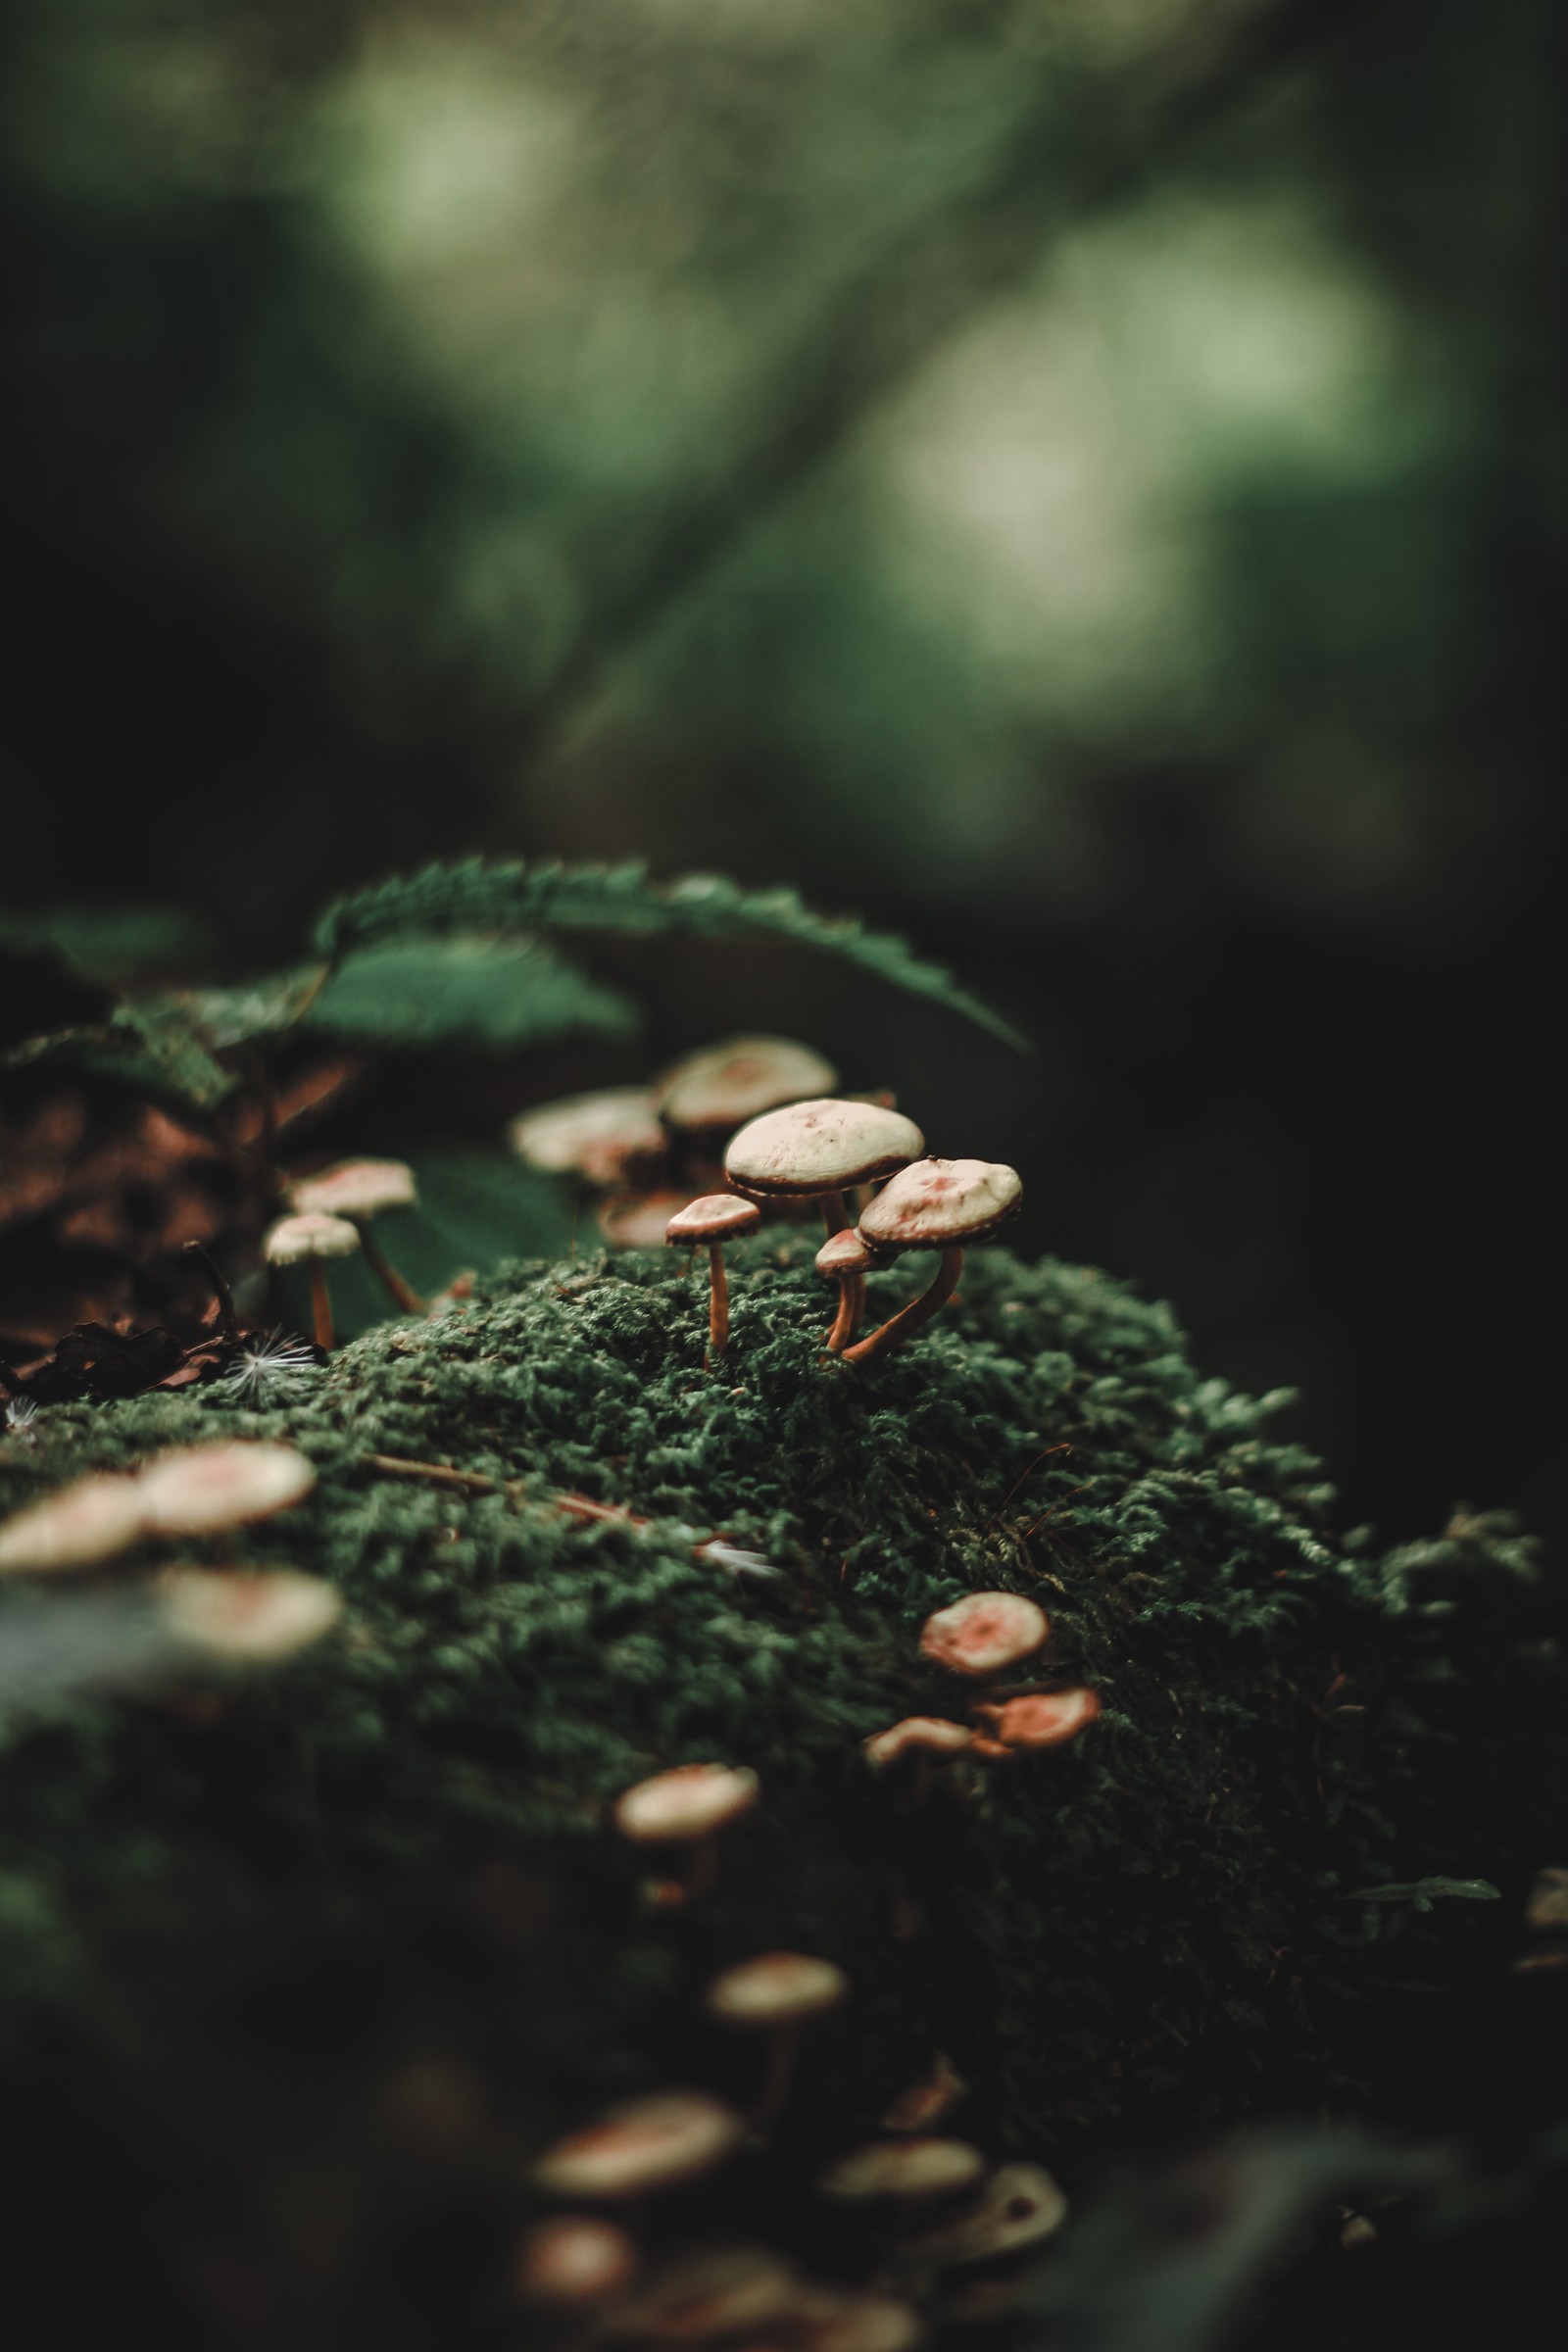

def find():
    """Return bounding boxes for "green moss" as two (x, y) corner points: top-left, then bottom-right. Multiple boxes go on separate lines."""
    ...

(0, 1240), (1561, 2323)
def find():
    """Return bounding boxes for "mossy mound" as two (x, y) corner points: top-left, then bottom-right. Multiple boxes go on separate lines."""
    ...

(1, 1240), (1561, 2341)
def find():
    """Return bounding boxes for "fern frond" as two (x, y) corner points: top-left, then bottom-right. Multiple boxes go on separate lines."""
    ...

(2, 1001), (236, 1115)
(313, 859), (1027, 1049)
(303, 933), (637, 1050)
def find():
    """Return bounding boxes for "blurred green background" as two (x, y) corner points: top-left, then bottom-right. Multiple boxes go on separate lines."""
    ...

(3, 0), (1562, 1550)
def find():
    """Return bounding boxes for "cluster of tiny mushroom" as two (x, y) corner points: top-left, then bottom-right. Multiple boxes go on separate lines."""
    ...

(865, 1591), (1102, 1772)
(264, 1158), (423, 1349)
(521, 1747), (1071, 2345)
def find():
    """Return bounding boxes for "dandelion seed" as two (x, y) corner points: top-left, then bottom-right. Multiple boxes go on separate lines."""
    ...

(3, 1397), (39, 1446)
(222, 1332), (323, 1408)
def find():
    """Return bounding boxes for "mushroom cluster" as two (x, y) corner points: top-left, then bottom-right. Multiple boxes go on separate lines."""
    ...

(865, 1591), (1102, 1781)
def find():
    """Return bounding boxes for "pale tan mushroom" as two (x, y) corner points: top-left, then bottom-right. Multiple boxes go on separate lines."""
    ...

(601, 1189), (705, 1250)
(615, 1762), (760, 1897)
(819, 2138), (986, 2202)
(0, 1473), (149, 1577)
(1524, 1866), (1568, 1936)
(788, 2290), (921, 2352)
(844, 1158), (1021, 1365)
(655, 1037), (837, 1136)
(616, 2246), (799, 2341)
(906, 2163), (1067, 2263)
(725, 1101), (924, 1236)
(160, 1568), (343, 1661)
(533, 2090), (744, 2199)
(666, 1195), (761, 1357)
(862, 1718), (974, 1769)
(135, 1442), (317, 1536)
(508, 1089), (667, 1188)
(969, 1687), (1102, 1758)
(264, 1211), (361, 1348)
(513, 2214), (638, 2303)
(815, 1228), (878, 1355)
(289, 1158), (424, 1313)
(919, 1592), (1048, 1678)
(705, 1952), (849, 2125)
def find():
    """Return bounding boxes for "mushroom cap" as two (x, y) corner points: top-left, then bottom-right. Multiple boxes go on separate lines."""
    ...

(514, 2214), (638, 2303)
(161, 1568), (343, 1661)
(724, 1101), (924, 1200)
(508, 1089), (665, 1186)
(909, 2163), (1068, 2264)
(618, 2246), (798, 2341)
(289, 1158), (416, 1218)
(858, 1157), (1021, 1250)
(862, 1717), (974, 1768)
(136, 1442), (317, 1535)
(800, 2293), (921, 2352)
(704, 1951), (849, 2028)
(664, 1195), (762, 1247)
(655, 1036), (837, 1133)
(973, 1687), (1102, 1749)
(614, 1762), (760, 1844)
(264, 1211), (362, 1265)
(880, 2054), (967, 2134)
(532, 2090), (744, 2198)
(919, 1591), (1049, 1678)
(600, 1190), (704, 1250)
(815, 1229), (877, 1279)
(818, 2137), (986, 2202)
(0, 1473), (148, 1575)
(1523, 1866), (1568, 1936)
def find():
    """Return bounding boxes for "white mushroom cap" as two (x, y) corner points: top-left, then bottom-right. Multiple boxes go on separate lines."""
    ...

(704, 1952), (849, 2028)
(919, 1592), (1049, 1677)
(514, 2214), (638, 2303)
(972, 1688), (1102, 1749)
(858, 1158), (1021, 1250)
(655, 1037), (837, 1132)
(725, 1102), (924, 1200)
(818, 2138), (986, 2202)
(508, 1090), (666, 1185)
(601, 1190), (704, 1250)
(815, 1230), (877, 1279)
(289, 1158), (416, 1218)
(161, 1568), (343, 1660)
(533, 2090), (745, 2198)
(264, 1211), (362, 1266)
(136, 1442), (317, 1535)
(907, 2163), (1068, 2264)
(617, 2246), (799, 2341)
(664, 1195), (762, 1247)
(614, 1763), (760, 1844)
(862, 1717), (974, 1768)
(0, 1473), (149, 1575)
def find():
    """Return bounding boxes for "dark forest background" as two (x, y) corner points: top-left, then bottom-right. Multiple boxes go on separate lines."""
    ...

(3, 0), (1563, 1562)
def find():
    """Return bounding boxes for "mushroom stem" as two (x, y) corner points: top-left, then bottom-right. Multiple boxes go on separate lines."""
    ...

(708, 1244), (730, 1357)
(842, 1248), (963, 1367)
(358, 1228), (426, 1315)
(819, 1193), (850, 1237)
(825, 1270), (866, 1355)
(307, 1263), (335, 1351)
(752, 2024), (802, 2132)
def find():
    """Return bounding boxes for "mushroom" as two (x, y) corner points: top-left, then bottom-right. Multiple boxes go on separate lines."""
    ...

(819, 2138), (986, 2203)
(815, 1228), (879, 1354)
(614, 1762), (760, 1897)
(918, 1592), (1048, 1678)
(135, 1442), (317, 1536)
(704, 1951), (849, 2125)
(508, 1089), (667, 1190)
(665, 1195), (762, 1357)
(616, 2246), (799, 2341)
(263, 1211), (362, 1349)
(533, 2090), (745, 2199)
(906, 2163), (1067, 2264)
(725, 1100), (924, 1237)
(513, 2215), (638, 2304)
(289, 1158), (424, 1314)
(601, 1189), (705, 1250)
(655, 1037), (837, 1138)
(881, 2055), (968, 2134)
(843, 1158), (1021, 1365)
(1525, 1866), (1568, 1936)
(0, 1472), (149, 1577)
(862, 1718), (974, 1769)
(785, 2289), (921, 2352)
(969, 1687), (1102, 1758)
(160, 1567), (343, 1661)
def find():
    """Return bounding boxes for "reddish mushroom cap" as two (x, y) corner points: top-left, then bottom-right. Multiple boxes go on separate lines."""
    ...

(614, 1763), (760, 1844)
(919, 1591), (1049, 1677)
(815, 1229), (877, 1279)
(136, 1442), (317, 1535)
(514, 2214), (638, 2303)
(533, 2090), (745, 2198)
(664, 1195), (762, 1246)
(289, 1158), (416, 1218)
(858, 1157), (1021, 1250)
(862, 1717), (974, 1768)
(655, 1036), (837, 1132)
(972, 1688), (1102, 1749)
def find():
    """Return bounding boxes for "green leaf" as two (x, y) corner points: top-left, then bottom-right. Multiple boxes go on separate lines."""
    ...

(2, 1000), (236, 1116)
(1348, 1877), (1500, 1913)
(0, 904), (215, 981)
(302, 932), (638, 1051)
(313, 858), (1027, 1049)
(171, 967), (326, 1051)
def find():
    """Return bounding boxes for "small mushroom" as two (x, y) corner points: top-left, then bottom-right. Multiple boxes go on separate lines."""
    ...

(862, 1718), (974, 1769)
(819, 2138), (986, 2203)
(1524, 1866), (1568, 1936)
(725, 1100), (924, 1237)
(906, 2163), (1067, 2264)
(655, 1037), (837, 1137)
(135, 1442), (317, 1536)
(614, 1762), (760, 1897)
(969, 1687), (1102, 1757)
(881, 2054), (968, 2134)
(601, 1189), (705, 1250)
(264, 1211), (361, 1349)
(919, 1592), (1048, 1678)
(705, 1951), (849, 2125)
(533, 2090), (745, 2199)
(508, 1089), (667, 1190)
(160, 1567), (343, 1661)
(616, 2246), (799, 2341)
(0, 1472), (149, 1576)
(788, 2290), (921, 2352)
(513, 2214), (638, 2304)
(815, 1228), (878, 1354)
(844, 1158), (1021, 1365)
(290, 1158), (424, 1313)
(665, 1195), (762, 1357)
